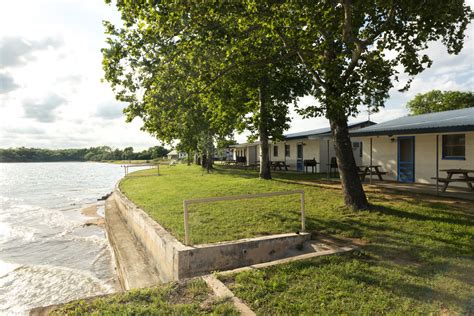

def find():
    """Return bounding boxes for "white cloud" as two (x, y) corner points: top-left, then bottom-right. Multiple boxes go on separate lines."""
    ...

(0, 72), (19, 94)
(0, 36), (62, 68)
(95, 102), (125, 120)
(0, 1), (472, 149)
(22, 93), (67, 123)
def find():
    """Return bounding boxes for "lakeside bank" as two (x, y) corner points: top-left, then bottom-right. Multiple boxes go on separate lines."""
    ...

(104, 165), (474, 314)
(0, 162), (126, 314)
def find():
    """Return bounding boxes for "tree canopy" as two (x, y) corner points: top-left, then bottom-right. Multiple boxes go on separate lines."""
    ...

(103, 0), (472, 209)
(102, 1), (311, 178)
(407, 90), (474, 115)
(262, 1), (472, 208)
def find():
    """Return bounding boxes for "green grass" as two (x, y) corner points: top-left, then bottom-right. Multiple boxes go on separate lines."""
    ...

(50, 279), (237, 315)
(121, 164), (474, 314)
(120, 165), (341, 244)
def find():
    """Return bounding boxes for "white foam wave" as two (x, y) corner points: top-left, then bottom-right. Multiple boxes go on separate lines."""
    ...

(0, 260), (18, 278)
(62, 233), (107, 246)
(0, 222), (36, 243)
(0, 264), (116, 314)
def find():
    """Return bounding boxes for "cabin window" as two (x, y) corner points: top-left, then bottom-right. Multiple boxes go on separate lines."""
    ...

(273, 145), (279, 157)
(442, 134), (465, 160)
(285, 144), (290, 157)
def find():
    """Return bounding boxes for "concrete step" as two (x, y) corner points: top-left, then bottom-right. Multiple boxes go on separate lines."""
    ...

(105, 194), (162, 290)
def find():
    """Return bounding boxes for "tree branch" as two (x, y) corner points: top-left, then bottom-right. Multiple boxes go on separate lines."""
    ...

(274, 28), (327, 90)
(341, 1), (395, 81)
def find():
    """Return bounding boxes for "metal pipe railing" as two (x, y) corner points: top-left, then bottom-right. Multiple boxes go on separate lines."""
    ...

(183, 190), (305, 246)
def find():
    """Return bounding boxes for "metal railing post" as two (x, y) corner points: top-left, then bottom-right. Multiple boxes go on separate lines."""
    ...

(300, 191), (305, 232)
(184, 201), (190, 246)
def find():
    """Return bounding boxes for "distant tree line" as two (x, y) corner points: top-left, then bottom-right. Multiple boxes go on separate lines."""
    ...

(407, 90), (474, 115)
(0, 146), (169, 163)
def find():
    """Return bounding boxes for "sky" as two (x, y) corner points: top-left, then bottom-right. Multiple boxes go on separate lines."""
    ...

(0, 1), (473, 151)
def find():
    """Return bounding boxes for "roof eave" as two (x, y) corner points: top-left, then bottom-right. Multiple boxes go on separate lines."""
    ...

(351, 125), (474, 137)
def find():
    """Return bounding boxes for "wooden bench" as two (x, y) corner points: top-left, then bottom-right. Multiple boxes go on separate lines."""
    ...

(271, 161), (290, 171)
(431, 177), (474, 192)
(431, 177), (471, 182)
(358, 165), (387, 181)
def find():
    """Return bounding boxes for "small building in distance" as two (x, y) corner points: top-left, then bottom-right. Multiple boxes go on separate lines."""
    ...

(167, 150), (187, 161)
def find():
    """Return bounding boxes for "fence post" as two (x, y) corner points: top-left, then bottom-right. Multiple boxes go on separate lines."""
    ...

(300, 191), (305, 232)
(184, 201), (190, 246)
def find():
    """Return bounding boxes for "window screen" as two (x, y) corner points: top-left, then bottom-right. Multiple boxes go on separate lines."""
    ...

(442, 134), (465, 159)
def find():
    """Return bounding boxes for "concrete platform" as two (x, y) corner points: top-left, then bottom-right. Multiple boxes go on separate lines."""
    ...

(218, 237), (357, 275)
(365, 180), (474, 201)
(111, 188), (313, 281)
(105, 194), (161, 290)
(278, 178), (474, 201)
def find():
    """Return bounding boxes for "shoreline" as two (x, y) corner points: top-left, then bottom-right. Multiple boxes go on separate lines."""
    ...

(81, 204), (105, 227)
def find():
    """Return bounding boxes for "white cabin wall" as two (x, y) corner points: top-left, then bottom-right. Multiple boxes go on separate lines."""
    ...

(362, 131), (474, 186)
(271, 142), (285, 162)
(362, 136), (398, 181)
(413, 133), (474, 185)
(248, 145), (257, 165)
(319, 138), (337, 173)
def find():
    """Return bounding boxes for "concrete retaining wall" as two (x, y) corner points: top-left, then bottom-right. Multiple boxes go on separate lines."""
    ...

(110, 187), (311, 281)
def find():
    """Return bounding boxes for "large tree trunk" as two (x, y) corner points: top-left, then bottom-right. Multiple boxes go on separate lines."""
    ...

(205, 147), (213, 173)
(330, 117), (369, 210)
(258, 78), (272, 180)
(203, 132), (214, 173)
(187, 150), (192, 165)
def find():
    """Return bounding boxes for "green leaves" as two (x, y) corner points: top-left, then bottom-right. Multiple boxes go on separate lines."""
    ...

(102, 0), (472, 150)
(407, 90), (474, 115)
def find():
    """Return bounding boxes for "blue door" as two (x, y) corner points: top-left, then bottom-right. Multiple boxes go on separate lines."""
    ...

(297, 144), (304, 171)
(397, 136), (415, 182)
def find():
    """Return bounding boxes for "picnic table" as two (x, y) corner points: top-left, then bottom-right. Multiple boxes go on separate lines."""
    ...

(224, 159), (237, 166)
(271, 161), (289, 171)
(434, 169), (474, 192)
(357, 165), (387, 181)
(224, 159), (246, 168)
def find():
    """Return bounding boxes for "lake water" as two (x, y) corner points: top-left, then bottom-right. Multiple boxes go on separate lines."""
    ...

(0, 162), (128, 314)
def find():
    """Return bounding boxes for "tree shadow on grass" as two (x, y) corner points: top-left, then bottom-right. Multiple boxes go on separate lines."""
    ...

(368, 203), (474, 227)
(305, 216), (366, 239)
(211, 167), (260, 179)
(369, 194), (474, 220)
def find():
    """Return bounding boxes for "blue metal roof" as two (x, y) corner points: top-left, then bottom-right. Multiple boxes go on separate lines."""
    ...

(285, 120), (376, 140)
(351, 107), (474, 137)
(284, 126), (332, 139)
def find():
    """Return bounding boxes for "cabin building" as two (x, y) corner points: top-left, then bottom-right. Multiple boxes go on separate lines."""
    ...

(230, 121), (375, 172)
(351, 107), (474, 186)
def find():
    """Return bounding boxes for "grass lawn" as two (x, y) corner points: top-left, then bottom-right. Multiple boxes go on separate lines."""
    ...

(120, 165), (474, 314)
(49, 279), (237, 315)
(120, 165), (341, 244)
